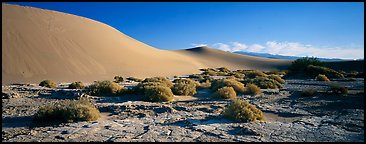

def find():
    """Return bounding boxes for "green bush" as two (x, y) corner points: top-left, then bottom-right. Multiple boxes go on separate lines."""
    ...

(143, 77), (173, 88)
(268, 74), (285, 83)
(39, 80), (57, 88)
(243, 84), (261, 95)
(289, 57), (325, 72)
(243, 70), (267, 79)
(172, 79), (197, 96)
(114, 76), (124, 83)
(315, 74), (330, 81)
(242, 77), (282, 89)
(213, 86), (237, 100)
(211, 79), (245, 93)
(126, 77), (143, 82)
(68, 81), (85, 89)
(301, 88), (317, 97)
(305, 65), (344, 78)
(85, 80), (124, 96)
(33, 98), (100, 123)
(143, 85), (174, 102)
(329, 84), (348, 94)
(222, 99), (264, 123)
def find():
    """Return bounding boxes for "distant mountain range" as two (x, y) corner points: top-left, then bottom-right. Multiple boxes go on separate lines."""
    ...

(233, 51), (359, 61)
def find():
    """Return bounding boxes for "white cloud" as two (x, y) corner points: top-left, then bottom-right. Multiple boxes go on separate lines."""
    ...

(192, 41), (364, 59)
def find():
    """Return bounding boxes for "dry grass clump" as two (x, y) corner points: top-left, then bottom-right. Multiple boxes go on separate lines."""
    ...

(114, 76), (124, 83)
(143, 85), (174, 102)
(217, 67), (231, 73)
(33, 98), (100, 123)
(198, 80), (211, 89)
(243, 84), (261, 95)
(85, 80), (124, 96)
(213, 86), (237, 100)
(301, 88), (317, 97)
(39, 80), (57, 88)
(142, 77), (173, 88)
(242, 77), (282, 89)
(306, 65), (344, 78)
(211, 79), (245, 93)
(172, 79), (197, 96)
(265, 70), (288, 75)
(202, 69), (218, 76)
(329, 84), (348, 94)
(243, 70), (267, 79)
(268, 74), (285, 83)
(68, 81), (85, 89)
(126, 77), (143, 82)
(222, 99), (265, 123)
(315, 74), (330, 81)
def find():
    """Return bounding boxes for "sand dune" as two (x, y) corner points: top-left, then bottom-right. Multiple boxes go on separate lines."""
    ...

(2, 3), (293, 85)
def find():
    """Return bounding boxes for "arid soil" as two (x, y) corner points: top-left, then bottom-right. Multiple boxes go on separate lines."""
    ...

(2, 78), (364, 142)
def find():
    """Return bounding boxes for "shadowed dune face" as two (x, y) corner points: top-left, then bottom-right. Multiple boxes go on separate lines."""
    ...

(2, 3), (293, 85)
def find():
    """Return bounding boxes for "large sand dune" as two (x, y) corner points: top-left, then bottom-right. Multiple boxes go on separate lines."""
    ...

(2, 3), (293, 85)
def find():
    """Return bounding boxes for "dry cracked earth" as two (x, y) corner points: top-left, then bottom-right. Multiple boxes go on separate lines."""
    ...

(2, 78), (364, 142)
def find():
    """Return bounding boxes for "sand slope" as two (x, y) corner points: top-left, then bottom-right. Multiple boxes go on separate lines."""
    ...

(2, 3), (292, 85)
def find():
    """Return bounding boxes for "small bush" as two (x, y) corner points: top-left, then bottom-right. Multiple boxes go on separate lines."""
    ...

(172, 79), (197, 96)
(315, 74), (330, 81)
(68, 81), (85, 89)
(173, 75), (179, 78)
(243, 84), (261, 95)
(33, 98), (100, 123)
(126, 77), (143, 82)
(198, 80), (211, 89)
(114, 76), (124, 83)
(143, 85), (174, 102)
(289, 57), (325, 72)
(202, 69), (217, 76)
(211, 79), (245, 93)
(143, 77), (173, 88)
(268, 74), (285, 83)
(305, 65), (344, 78)
(329, 84), (348, 94)
(265, 70), (288, 75)
(85, 80), (124, 96)
(222, 99), (264, 123)
(39, 80), (57, 88)
(243, 70), (267, 79)
(301, 88), (317, 97)
(213, 86), (237, 100)
(230, 72), (245, 79)
(242, 77), (282, 89)
(217, 67), (231, 73)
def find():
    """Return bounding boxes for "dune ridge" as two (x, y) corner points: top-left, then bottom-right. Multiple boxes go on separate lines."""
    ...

(2, 3), (293, 85)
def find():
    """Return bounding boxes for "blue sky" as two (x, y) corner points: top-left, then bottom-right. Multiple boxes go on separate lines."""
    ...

(6, 2), (364, 59)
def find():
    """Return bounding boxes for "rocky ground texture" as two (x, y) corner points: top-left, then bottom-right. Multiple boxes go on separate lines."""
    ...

(2, 79), (364, 142)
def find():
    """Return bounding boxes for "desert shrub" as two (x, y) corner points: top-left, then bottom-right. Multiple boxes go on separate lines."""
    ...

(216, 71), (230, 76)
(305, 65), (344, 78)
(301, 88), (317, 97)
(202, 69), (217, 76)
(143, 85), (174, 102)
(85, 80), (124, 96)
(68, 81), (85, 89)
(114, 76), (124, 83)
(173, 75), (179, 78)
(222, 99), (264, 123)
(172, 79), (197, 96)
(243, 84), (261, 95)
(198, 75), (213, 83)
(242, 77), (282, 89)
(198, 80), (211, 89)
(33, 98), (100, 123)
(289, 57), (325, 72)
(217, 67), (231, 73)
(39, 80), (57, 88)
(265, 70), (288, 75)
(188, 74), (202, 78)
(243, 70), (267, 79)
(329, 84), (348, 94)
(143, 77), (173, 88)
(213, 86), (237, 100)
(211, 79), (245, 93)
(229, 72), (245, 79)
(126, 77), (143, 82)
(268, 74), (285, 83)
(315, 74), (330, 81)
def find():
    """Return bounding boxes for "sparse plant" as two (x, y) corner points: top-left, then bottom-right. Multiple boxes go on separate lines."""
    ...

(301, 88), (317, 97)
(306, 65), (344, 78)
(198, 80), (211, 89)
(213, 86), (237, 100)
(39, 80), (57, 88)
(85, 80), (124, 96)
(243, 70), (267, 79)
(126, 77), (143, 82)
(329, 84), (348, 94)
(173, 75), (179, 78)
(114, 76), (124, 83)
(211, 79), (245, 93)
(222, 99), (265, 123)
(242, 77), (282, 89)
(142, 77), (173, 88)
(202, 69), (217, 76)
(172, 79), (197, 96)
(217, 67), (231, 73)
(268, 74), (285, 83)
(68, 81), (85, 89)
(315, 74), (330, 81)
(243, 84), (261, 95)
(143, 85), (174, 102)
(33, 98), (100, 123)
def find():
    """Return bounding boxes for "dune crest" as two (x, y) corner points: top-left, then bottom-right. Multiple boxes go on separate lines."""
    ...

(2, 3), (291, 85)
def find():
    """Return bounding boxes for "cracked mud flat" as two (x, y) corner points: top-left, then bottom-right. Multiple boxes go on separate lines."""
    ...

(2, 79), (364, 142)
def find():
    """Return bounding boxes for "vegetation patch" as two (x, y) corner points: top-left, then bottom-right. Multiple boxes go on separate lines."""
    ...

(172, 79), (197, 96)
(142, 77), (173, 88)
(329, 84), (348, 94)
(33, 98), (100, 123)
(68, 81), (85, 89)
(143, 85), (174, 102)
(242, 70), (267, 79)
(315, 74), (330, 81)
(243, 84), (261, 95)
(126, 77), (143, 82)
(242, 77), (283, 89)
(85, 80), (124, 96)
(211, 79), (245, 93)
(198, 80), (211, 89)
(268, 74), (285, 83)
(39, 80), (57, 88)
(114, 76), (124, 83)
(289, 57), (325, 72)
(213, 86), (237, 100)
(222, 99), (265, 123)
(305, 65), (344, 78)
